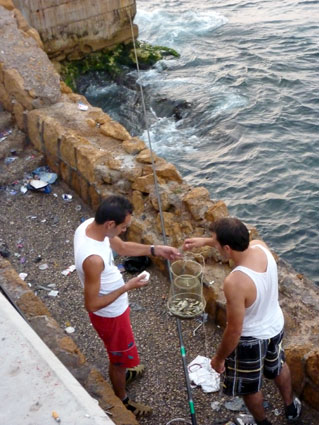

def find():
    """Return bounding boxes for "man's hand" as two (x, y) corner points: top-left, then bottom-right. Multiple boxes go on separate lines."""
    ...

(125, 274), (150, 291)
(183, 237), (207, 251)
(155, 246), (182, 261)
(211, 355), (225, 374)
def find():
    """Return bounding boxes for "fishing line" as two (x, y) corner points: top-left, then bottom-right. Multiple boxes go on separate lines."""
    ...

(127, 9), (198, 425)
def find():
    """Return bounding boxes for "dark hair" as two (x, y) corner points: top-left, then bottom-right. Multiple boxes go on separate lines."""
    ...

(210, 217), (249, 252)
(95, 195), (133, 225)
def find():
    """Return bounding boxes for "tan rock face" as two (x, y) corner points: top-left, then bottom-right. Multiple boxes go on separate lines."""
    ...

(285, 344), (311, 394)
(122, 137), (146, 154)
(136, 148), (159, 164)
(132, 174), (165, 194)
(100, 121), (131, 141)
(306, 350), (319, 387)
(13, 0), (137, 61)
(205, 200), (229, 222)
(183, 187), (212, 220)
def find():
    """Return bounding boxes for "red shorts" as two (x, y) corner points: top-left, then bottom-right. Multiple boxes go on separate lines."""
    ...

(89, 307), (139, 368)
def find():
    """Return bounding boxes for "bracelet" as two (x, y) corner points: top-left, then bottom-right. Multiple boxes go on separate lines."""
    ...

(150, 245), (156, 256)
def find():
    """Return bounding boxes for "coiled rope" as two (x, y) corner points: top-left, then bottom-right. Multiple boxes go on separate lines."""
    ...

(127, 9), (198, 425)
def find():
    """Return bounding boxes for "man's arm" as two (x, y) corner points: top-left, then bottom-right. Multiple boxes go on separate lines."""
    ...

(83, 255), (149, 312)
(211, 274), (246, 373)
(183, 237), (214, 251)
(110, 236), (181, 261)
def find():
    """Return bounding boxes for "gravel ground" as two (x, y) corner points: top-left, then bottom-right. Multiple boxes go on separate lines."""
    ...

(1, 129), (319, 425)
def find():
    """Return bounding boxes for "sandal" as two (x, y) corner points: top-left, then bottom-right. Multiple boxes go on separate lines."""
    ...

(123, 398), (152, 417)
(126, 364), (145, 384)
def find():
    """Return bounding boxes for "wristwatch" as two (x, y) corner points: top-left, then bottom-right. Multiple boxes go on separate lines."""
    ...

(150, 245), (156, 256)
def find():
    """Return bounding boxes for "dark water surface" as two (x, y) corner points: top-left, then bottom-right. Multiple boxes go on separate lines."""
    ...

(79, 0), (319, 284)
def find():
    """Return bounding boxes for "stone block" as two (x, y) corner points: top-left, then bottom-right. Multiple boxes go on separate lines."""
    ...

(46, 154), (59, 173)
(216, 304), (227, 328)
(122, 137), (146, 154)
(88, 185), (101, 211)
(43, 117), (63, 157)
(132, 174), (165, 194)
(27, 110), (44, 152)
(76, 144), (105, 182)
(306, 350), (319, 387)
(59, 161), (71, 185)
(60, 134), (88, 169)
(58, 336), (86, 364)
(154, 161), (183, 183)
(126, 218), (145, 243)
(100, 120), (130, 141)
(149, 188), (171, 212)
(0, 0), (15, 10)
(131, 190), (145, 215)
(285, 343), (311, 394)
(122, 163), (143, 182)
(17, 291), (51, 317)
(12, 101), (25, 130)
(136, 148), (158, 164)
(303, 383), (319, 411)
(203, 286), (217, 320)
(0, 83), (13, 111)
(205, 200), (229, 222)
(3, 67), (33, 110)
(26, 28), (44, 49)
(183, 187), (212, 221)
(156, 212), (180, 238)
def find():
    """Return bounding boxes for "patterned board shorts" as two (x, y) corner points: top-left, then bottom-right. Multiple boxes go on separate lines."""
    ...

(223, 329), (285, 396)
(89, 306), (139, 368)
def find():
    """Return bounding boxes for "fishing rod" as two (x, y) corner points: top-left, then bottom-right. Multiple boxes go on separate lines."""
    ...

(127, 9), (198, 425)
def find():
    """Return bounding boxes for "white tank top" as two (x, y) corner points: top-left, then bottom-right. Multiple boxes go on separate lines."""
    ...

(74, 218), (128, 317)
(231, 244), (284, 339)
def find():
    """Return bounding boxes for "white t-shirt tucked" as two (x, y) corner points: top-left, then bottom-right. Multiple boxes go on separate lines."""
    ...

(74, 218), (128, 317)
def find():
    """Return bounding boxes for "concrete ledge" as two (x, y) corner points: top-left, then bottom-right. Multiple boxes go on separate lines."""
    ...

(0, 257), (138, 425)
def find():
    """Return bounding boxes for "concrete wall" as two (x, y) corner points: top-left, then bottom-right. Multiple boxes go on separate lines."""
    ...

(1, 0), (319, 411)
(12, 0), (138, 60)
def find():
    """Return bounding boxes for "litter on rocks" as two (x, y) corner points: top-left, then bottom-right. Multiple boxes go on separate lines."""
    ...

(48, 290), (59, 297)
(38, 263), (49, 270)
(224, 397), (247, 412)
(65, 326), (75, 334)
(4, 156), (17, 164)
(18, 273), (28, 281)
(0, 129), (12, 141)
(32, 166), (58, 184)
(210, 401), (221, 412)
(187, 355), (220, 393)
(62, 193), (72, 202)
(61, 265), (76, 276)
(77, 102), (88, 111)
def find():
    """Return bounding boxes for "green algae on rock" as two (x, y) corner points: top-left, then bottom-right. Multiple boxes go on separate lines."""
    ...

(60, 41), (180, 91)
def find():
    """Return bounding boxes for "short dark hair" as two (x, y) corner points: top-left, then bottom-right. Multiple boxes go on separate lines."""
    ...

(95, 195), (133, 225)
(210, 217), (249, 252)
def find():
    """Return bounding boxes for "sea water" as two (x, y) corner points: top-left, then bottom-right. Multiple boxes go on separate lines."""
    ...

(79, 0), (319, 284)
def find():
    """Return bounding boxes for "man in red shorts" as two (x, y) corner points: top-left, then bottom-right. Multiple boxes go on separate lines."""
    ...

(74, 195), (181, 417)
(183, 217), (301, 425)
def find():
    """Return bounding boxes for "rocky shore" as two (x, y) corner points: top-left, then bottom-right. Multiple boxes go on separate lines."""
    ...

(1, 111), (319, 425)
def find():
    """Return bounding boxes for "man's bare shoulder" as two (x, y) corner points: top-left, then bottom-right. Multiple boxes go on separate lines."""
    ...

(83, 254), (104, 270)
(250, 239), (268, 248)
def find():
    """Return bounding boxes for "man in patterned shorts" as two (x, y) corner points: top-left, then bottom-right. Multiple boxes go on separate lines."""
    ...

(184, 217), (301, 425)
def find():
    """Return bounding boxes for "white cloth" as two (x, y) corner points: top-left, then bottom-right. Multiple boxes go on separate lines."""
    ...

(232, 244), (284, 339)
(74, 218), (128, 317)
(188, 355), (220, 393)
